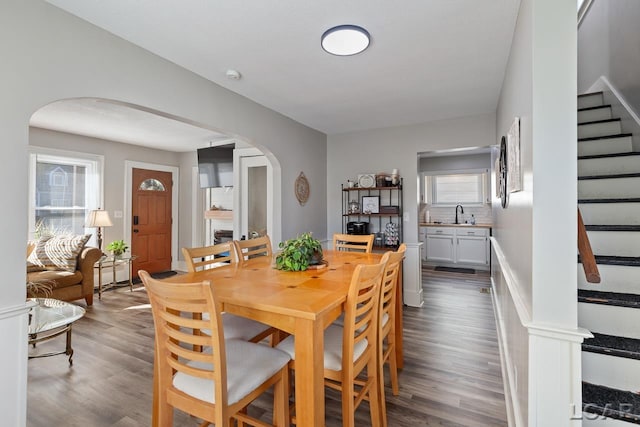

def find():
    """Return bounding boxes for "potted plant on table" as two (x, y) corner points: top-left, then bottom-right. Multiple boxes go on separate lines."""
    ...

(275, 232), (323, 272)
(106, 240), (128, 258)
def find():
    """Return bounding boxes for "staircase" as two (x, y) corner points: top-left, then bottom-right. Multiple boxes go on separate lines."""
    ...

(578, 91), (640, 425)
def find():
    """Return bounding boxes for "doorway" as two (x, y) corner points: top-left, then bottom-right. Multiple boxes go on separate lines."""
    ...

(125, 161), (180, 276)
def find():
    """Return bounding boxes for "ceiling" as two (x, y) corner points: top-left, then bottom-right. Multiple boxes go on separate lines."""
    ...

(37, 0), (520, 147)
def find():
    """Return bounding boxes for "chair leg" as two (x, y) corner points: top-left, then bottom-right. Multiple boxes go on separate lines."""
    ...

(341, 377), (356, 427)
(157, 392), (174, 427)
(273, 368), (290, 427)
(378, 353), (388, 427)
(388, 341), (399, 396)
(368, 358), (382, 427)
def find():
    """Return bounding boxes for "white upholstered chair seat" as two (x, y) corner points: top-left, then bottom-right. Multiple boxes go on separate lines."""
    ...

(173, 339), (291, 405)
(276, 324), (367, 371)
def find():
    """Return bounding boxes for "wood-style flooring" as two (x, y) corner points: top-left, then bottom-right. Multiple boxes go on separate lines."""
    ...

(27, 267), (507, 426)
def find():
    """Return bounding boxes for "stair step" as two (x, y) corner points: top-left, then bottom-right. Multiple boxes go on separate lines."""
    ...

(578, 119), (622, 139)
(579, 154), (640, 176)
(579, 289), (640, 309)
(579, 264), (640, 295)
(579, 152), (640, 160)
(579, 105), (613, 123)
(579, 92), (605, 109)
(579, 173), (640, 181)
(584, 333), (640, 360)
(579, 134), (634, 156)
(583, 382), (640, 424)
(586, 225), (640, 232)
(586, 230), (640, 257)
(579, 200), (640, 226)
(579, 176), (640, 199)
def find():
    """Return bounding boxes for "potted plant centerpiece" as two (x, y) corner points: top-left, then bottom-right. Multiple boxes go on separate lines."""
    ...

(275, 232), (323, 271)
(106, 240), (128, 258)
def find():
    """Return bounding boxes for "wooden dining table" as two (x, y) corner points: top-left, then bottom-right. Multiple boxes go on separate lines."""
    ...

(154, 249), (404, 427)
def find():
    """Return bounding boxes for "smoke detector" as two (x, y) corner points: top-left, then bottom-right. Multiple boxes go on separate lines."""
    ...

(226, 69), (241, 80)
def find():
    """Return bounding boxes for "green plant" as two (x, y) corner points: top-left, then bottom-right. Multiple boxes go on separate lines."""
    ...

(275, 232), (323, 272)
(106, 240), (128, 256)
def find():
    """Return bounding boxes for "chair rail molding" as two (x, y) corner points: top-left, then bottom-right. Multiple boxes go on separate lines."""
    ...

(490, 237), (591, 427)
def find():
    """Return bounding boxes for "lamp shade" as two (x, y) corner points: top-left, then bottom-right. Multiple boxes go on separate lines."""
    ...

(86, 210), (113, 228)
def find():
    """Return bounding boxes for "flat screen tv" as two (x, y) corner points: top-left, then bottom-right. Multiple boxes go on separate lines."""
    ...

(197, 144), (234, 188)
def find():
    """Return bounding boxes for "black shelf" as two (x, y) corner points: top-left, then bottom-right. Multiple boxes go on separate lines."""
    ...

(341, 178), (403, 247)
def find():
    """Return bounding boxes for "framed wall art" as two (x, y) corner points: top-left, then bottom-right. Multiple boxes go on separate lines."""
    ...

(361, 196), (380, 214)
(507, 117), (521, 193)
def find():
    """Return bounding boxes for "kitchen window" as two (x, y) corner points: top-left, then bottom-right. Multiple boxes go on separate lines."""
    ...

(425, 169), (488, 206)
(28, 147), (104, 241)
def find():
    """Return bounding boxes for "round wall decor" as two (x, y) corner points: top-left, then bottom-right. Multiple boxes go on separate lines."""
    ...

(295, 171), (310, 206)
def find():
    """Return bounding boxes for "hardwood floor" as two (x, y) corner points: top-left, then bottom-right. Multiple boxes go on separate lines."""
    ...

(27, 267), (507, 426)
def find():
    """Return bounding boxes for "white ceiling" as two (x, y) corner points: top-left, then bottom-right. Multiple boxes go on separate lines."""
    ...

(38, 0), (520, 147)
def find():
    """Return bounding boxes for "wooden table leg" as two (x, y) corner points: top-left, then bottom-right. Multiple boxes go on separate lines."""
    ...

(294, 318), (325, 427)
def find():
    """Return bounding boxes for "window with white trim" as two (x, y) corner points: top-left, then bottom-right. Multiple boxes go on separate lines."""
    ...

(28, 148), (104, 242)
(425, 170), (488, 206)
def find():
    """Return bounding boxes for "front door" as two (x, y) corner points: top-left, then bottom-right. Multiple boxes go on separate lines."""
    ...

(131, 168), (172, 277)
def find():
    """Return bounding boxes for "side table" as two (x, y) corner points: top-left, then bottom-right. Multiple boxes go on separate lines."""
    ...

(95, 254), (138, 299)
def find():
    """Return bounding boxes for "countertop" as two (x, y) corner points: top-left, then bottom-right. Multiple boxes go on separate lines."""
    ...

(419, 222), (493, 229)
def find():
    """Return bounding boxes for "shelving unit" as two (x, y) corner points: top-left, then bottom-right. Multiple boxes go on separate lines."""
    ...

(341, 178), (403, 251)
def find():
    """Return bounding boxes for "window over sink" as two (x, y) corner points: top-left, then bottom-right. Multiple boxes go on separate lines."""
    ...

(425, 169), (488, 206)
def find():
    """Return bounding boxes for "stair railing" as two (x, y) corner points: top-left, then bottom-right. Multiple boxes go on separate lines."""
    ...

(578, 208), (601, 283)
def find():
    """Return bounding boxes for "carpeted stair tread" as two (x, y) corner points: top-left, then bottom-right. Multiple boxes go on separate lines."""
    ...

(579, 289), (640, 309)
(585, 225), (640, 232)
(579, 133), (632, 142)
(583, 382), (640, 424)
(579, 173), (640, 180)
(579, 197), (640, 204)
(583, 333), (640, 360)
(578, 118), (621, 126)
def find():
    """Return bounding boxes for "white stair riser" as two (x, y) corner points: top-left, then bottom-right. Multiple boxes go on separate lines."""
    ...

(579, 94), (605, 109)
(579, 177), (640, 199)
(579, 107), (613, 123)
(579, 303), (640, 339)
(583, 414), (637, 426)
(579, 121), (622, 139)
(579, 156), (640, 177)
(579, 136), (633, 156)
(587, 231), (640, 257)
(583, 351), (640, 392)
(578, 264), (640, 294)
(580, 203), (640, 225)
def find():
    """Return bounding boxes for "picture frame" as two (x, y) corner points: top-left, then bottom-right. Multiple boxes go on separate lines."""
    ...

(361, 196), (380, 214)
(507, 117), (521, 193)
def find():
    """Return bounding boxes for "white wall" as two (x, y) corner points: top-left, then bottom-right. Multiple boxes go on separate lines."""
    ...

(493, 0), (587, 425)
(0, 1), (326, 424)
(578, 0), (640, 116)
(327, 113), (496, 243)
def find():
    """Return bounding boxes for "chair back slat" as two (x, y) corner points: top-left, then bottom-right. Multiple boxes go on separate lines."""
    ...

(233, 235), (273, 266)
(379, 246), (405, 336)
(333, 233), (374, 253)
(182, 242), (237, 272)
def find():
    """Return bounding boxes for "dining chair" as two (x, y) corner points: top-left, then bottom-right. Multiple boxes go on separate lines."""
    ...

(332, 233), (374, 253)
(139, 270), (291, 427)
(377, 244), (406, 427)
(276, 260), (387, 427)
(181, 242), (278, 345)
(233, 235), (273, 266)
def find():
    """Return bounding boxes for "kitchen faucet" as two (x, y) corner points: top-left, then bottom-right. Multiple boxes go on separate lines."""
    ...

(455, 204), (464, 224)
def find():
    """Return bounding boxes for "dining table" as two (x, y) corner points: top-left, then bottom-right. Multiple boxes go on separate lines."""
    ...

(153, 249), (404, 427)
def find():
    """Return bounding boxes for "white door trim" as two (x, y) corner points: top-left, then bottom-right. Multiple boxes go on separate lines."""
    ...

(124, 161), (180, 271)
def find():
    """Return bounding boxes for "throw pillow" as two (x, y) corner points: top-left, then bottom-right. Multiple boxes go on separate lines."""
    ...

(27, 234), (91, 272)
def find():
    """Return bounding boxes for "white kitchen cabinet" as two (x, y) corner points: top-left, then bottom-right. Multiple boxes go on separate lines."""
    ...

(425, 226), (490, 269)
(425, 227), (455, 263)
(419, 227), (428, 260)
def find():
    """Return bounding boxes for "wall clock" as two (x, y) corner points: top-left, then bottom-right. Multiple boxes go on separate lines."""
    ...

(295, 171), (310, 206)
(499, 136), (509, 208)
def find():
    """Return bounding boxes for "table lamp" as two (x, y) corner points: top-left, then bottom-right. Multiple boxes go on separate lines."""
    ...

(86, 209), (113, 251)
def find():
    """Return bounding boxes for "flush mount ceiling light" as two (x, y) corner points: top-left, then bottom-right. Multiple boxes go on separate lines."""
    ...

(321, 25), (370, 56)
(226, 69), (241, 80)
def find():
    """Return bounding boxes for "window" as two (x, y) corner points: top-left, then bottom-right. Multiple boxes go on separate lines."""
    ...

(426, 170), (487, 206)
(29, 148), (104, 241)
